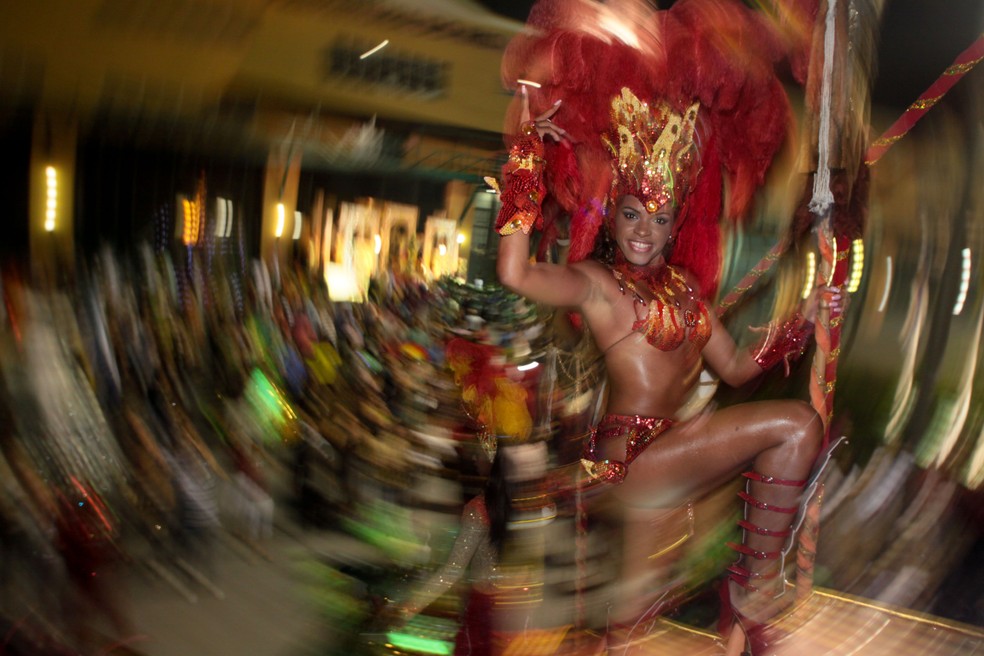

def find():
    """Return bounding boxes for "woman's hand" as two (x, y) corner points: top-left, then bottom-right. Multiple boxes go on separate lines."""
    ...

(519, 85), (570, 143)
(804, 285), (846, 323)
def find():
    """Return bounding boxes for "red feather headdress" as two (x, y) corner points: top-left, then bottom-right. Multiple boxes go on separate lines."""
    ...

(502, 0), (814, 298)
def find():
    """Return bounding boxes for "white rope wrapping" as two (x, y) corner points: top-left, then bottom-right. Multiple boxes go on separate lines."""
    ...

(808, 0), (838, 216)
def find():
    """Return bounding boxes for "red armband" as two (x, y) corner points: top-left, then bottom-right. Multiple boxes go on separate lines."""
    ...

(494, 123), (546, 236)
(751, 312), (813, 376)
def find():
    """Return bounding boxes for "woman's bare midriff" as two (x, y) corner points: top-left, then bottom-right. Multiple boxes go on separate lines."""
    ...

(602, 331), (704, 419)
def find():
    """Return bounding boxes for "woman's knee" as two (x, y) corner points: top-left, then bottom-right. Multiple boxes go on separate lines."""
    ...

(782, 400), (823, 455)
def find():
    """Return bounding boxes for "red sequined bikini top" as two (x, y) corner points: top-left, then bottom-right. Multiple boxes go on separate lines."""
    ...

(612, 264), (711, 352)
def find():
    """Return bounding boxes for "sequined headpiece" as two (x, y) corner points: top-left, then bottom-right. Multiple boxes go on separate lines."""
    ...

(603, 88), (701, 213)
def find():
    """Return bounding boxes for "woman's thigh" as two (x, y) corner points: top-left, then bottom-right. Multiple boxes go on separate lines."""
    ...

(599, 400), (819, 509)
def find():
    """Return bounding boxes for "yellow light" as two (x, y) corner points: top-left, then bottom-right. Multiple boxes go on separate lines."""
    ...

(44, 166), (57, 232)
(847, 238), (864, 293)
(438, 244), (447, 256)
(359, 39), (389, 59)
(293, 211), (303, 240)
(215, 197), (227, 238)
(324, 263), (361, 302)
(801, 251), (817, 299)
(181, 198), (201, 246)
(374, 234), (382, 255)
(456, 233), (465, 244)
(877, 256), (893, 313)
(953, 248), (971, 316)
(275, 203), (285, 238)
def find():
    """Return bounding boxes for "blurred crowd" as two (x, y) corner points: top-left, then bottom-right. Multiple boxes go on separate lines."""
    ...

(0, 243), (564, 654)
(1, 240), (981, 656)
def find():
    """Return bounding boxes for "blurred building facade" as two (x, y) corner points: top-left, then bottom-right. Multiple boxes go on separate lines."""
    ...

(0, 0), (519, 292)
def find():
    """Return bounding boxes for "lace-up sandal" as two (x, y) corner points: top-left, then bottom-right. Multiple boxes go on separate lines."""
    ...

(720, 471), (806, 655)
(720, 437), (848, 655)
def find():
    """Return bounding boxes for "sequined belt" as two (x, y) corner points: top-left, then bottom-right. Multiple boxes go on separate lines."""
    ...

(581, 414), (673, 485)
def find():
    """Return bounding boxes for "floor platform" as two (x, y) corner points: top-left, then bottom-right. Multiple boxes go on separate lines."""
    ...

(542, 588), (984, 655)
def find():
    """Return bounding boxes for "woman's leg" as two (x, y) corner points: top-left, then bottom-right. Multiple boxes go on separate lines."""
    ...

(596, 399), (823, 645)
(604, 503), (694, 632)
(599, 399), (821, 511)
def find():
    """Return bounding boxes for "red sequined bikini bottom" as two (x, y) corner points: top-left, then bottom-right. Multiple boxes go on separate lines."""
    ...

(581, 414), (674, 485)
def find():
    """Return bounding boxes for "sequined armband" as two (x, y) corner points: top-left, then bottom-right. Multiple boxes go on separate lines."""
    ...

(751, 312), (813, 375)
(494, 123), (546, 236)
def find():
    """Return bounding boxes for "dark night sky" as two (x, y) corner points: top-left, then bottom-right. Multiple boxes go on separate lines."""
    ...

(477, 0), (984, 112)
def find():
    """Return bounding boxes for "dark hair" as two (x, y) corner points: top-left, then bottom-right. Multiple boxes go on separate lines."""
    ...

(590, 221), (618, 266)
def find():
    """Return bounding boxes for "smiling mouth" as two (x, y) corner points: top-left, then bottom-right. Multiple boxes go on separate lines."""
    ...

(627, 240), (653, 253)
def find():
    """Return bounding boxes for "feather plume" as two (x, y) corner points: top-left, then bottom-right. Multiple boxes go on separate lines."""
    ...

(501, 0), (815, 299)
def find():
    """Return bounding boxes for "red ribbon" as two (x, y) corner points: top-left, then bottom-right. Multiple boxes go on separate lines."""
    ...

(865, 34), (984, 166)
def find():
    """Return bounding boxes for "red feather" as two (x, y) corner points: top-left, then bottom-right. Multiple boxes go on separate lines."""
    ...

(501, 0), (812, 300)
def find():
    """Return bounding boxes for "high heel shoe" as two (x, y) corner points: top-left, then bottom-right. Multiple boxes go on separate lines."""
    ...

(719, 577), (796, 656)
(719, 437), (847, 655)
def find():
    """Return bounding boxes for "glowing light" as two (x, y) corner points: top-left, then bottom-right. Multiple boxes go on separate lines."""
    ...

(293, 211), (303, 240)
(878, 256), (893, 313)
(215, 197), (230, 238)
(847, 238), (864, 293)
(516, 79), (541, 88)
(385, 632), (451, 656)
(438, 243), (447, 256)
(224, 199), (233, 237)
(182, 175), (207, 246)
(374, 234), (382, 255)
(181, 197), (201, 246)
(275, 202), (285, 238)
(457, 233), (465, 244)
(44, 166), (57, 232)
(359, 39), (389, 60)
(953, 248), (971, 316)
(801, 251), (817, 299)
(215, 198), (226, 237)
(325, 263), (361, 302)
(247, 368), (296, 434)
(517, 361), (539, 372)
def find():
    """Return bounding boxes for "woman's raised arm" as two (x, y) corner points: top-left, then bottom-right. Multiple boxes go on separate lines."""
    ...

(496, 230), (594, 308)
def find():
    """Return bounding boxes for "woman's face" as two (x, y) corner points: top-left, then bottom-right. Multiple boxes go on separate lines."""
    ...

(612, 195), (674, 267)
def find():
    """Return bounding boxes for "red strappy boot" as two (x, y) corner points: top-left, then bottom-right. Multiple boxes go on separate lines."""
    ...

(719, 470), (807, 656)
(719, 438), (846, 655)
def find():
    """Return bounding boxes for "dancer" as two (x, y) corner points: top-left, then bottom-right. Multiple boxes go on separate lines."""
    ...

(493, 1), (841, 652)
(388, 338), (534, 656)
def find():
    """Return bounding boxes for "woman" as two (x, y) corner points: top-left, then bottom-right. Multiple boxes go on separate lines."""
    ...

(495, 81), (839, 654)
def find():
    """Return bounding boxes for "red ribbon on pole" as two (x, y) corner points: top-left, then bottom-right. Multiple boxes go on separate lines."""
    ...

(865, 34), (984, 166)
